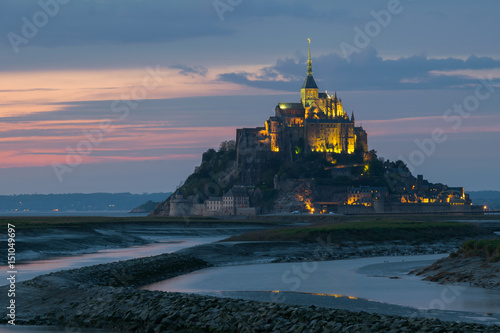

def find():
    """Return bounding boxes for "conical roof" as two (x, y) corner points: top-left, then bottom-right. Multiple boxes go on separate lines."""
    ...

(302, 75), (318, 89)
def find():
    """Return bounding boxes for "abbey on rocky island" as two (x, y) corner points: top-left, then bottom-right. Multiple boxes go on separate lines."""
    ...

(156, 41), (482, 217)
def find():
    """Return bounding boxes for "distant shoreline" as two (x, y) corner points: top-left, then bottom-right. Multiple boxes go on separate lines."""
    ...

(0, 210), (148, 217)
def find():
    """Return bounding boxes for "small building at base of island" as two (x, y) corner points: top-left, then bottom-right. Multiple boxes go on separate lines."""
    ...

(170, 186), (258, 217)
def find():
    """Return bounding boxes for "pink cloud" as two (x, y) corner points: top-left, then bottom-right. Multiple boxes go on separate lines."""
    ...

(0, 118), (237, 168)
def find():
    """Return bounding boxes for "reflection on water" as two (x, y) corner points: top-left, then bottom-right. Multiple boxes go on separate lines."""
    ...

(0, 235), (228, 285)
(144, 254), (500, 314)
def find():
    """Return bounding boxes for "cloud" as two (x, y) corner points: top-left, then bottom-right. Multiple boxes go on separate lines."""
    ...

(217, 48), (500, 91)
(0, 0), (344, 48)
(170, 64), (208, 77)
(0, 0), (371, 50)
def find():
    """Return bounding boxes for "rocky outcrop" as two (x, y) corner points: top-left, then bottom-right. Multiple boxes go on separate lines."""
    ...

(130, 200), (158, 213)
(272, 179), (314, 213)
(179, 240), (466, 266)
(413, 254), (500, 289)
(150, 199), (171, 216)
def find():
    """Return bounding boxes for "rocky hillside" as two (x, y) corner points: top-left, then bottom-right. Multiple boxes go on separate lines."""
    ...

(130, 200), (158, 213)
(150, 138), (463, 216)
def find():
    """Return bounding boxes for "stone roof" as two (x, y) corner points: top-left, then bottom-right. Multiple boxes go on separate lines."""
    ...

(302, 75), (318, 89)
(223, 187), (248, 198)
(278, 103), (305, 110)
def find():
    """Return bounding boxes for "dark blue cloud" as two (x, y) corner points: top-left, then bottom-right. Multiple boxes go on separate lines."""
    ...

(218, 48), (500, 91)
(0, 0), (351, 49)
(0, 0), (232, 47)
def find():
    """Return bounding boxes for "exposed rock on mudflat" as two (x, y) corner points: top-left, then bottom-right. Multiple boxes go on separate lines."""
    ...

(414, 255), (500, 289)
(179, 240), (465, 266)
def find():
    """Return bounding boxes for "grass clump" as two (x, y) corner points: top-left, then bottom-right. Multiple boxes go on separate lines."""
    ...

(461, 239), (500, 262)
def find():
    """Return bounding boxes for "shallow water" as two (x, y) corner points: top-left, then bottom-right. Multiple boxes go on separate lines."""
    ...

(0, 234), (229, 285)
(144, 254), (500, 314)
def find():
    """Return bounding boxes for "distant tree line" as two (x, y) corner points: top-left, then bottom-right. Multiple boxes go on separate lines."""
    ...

(0, 193), (171, 212)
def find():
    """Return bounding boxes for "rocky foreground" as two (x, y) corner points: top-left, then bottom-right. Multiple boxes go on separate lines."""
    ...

(1, 252), (498, 332)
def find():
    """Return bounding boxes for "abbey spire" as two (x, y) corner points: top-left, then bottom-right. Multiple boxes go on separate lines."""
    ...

(307, 38), (313, 76)
(301, 38), (318, 107)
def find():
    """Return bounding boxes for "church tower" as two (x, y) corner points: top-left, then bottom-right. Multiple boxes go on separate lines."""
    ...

(301, 39), (319, 108)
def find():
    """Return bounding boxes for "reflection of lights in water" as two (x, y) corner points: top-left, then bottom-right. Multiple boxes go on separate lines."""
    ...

(271, 290), (357, 299)
(309, 292), (357, 299)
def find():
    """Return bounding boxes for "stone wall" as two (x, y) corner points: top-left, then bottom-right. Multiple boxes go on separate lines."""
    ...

(236, 207), (259, 216)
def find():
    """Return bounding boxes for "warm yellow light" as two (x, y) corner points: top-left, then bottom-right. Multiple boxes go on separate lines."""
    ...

(484, 206), (488, 210)
(309, 292), (357, 300)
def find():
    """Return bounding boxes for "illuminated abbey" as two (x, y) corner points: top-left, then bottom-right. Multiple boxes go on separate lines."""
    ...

(236, 41), (368, 183)
(160, 41), (484, 217)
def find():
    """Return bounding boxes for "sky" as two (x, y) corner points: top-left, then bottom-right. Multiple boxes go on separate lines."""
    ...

(1, 0), (499, 195)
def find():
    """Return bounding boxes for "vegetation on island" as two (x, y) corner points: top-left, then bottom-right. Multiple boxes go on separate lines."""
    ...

(167, 138), (415, 210)
(0, 192), (170, 212)
(179, 140), (238, 198)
